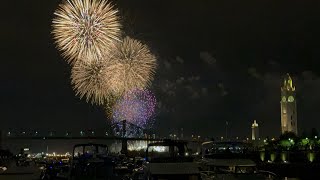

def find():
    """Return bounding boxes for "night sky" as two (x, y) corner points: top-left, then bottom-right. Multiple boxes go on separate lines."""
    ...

(1, 0), (320, 138)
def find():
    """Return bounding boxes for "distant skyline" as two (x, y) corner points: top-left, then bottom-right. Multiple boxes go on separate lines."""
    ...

(1, 0), (320, 138)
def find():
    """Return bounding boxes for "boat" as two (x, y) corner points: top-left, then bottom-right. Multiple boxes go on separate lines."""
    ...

(199, 141), (279, 180)
(142, 140), (201, 180)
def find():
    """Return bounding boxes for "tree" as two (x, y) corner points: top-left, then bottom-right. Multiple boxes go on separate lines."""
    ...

(301, 130), (308, 138)
(279, 131), (297, 140)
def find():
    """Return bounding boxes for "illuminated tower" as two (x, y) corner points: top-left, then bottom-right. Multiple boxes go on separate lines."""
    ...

(251, 120), (259, 140)
(280, 74), (298, 135)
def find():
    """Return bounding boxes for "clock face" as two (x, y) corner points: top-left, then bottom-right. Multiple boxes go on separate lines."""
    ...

(288, 96), (294, 102)
(282, 96), (286, 102)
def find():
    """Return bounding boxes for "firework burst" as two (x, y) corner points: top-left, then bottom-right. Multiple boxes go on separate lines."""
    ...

(71, 59), (112, 105)
(52, 0), (121, 63)
(105, 37), (157, 95)
(112, 89), (156, 129)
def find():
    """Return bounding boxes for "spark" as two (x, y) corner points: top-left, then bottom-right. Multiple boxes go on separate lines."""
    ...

(112, 89), (156, 129)
(105, 36), (157, 96)
(52, 0), (121, 63)
(71, 59), (112, 105)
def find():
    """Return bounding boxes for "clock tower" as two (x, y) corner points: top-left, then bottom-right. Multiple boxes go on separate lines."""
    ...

(280, 74), (298, 135)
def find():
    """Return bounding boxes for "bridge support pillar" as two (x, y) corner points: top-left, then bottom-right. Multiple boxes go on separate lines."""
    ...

(120, 120), (128, 155)
(121, 139), (128, 155)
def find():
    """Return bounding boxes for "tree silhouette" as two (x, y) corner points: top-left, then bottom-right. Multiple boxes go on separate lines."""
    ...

(311, 128), (319, 138)
(301, 130), (308, 138)
(279, 131), (297, 140)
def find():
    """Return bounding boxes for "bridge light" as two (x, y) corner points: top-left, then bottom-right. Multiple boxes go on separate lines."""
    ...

(105, 132), (108, 136)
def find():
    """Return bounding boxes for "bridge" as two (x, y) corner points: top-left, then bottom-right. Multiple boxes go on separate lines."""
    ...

(1, 121), (203, 155)
(5, 136), (164, 141)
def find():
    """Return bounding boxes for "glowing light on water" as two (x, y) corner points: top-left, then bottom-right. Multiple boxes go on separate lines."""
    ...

(270, 153), (276, 162)
(281, 152), (287, 162)
(260, 151), (265, 162)
(307, 152), (316, 162)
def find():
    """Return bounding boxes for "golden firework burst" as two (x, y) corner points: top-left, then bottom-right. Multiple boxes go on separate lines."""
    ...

(71, 59), (112, 105)
(105, 36), (157, 95)
(52, 0), (121, 64)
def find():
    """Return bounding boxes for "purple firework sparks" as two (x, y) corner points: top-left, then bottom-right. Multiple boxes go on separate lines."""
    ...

(112, 89), (156, 128)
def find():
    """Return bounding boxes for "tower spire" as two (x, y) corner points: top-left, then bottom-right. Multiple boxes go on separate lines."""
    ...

(281, 73), (298, 135)
(282, 73), (295, 91)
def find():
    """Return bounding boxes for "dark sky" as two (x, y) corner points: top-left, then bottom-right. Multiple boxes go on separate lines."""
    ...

(1, 0), (320, 138)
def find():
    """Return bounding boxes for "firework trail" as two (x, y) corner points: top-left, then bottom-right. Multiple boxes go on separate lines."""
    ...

(52, 0), (121, 63)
